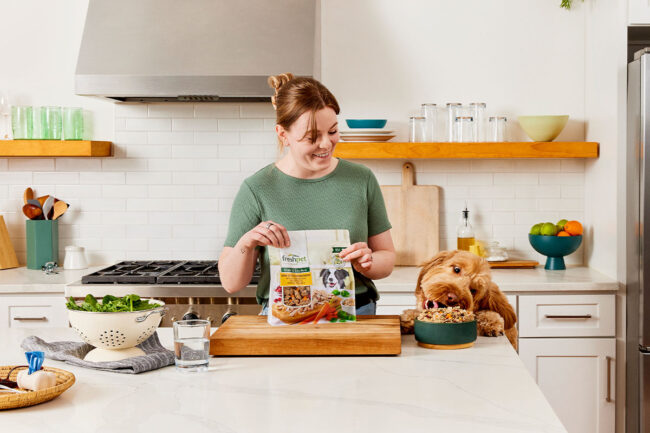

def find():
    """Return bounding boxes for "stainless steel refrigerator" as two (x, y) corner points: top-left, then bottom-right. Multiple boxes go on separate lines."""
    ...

(627, 47), (650, 433)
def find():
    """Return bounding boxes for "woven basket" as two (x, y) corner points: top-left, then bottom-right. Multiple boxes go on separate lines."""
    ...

(0, 366), (75, 410)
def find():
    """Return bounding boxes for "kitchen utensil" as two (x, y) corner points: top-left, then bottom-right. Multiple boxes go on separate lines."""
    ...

(469, 102), (487, 141)
(0, 383), (26, 393)
(408, 116), (426, 142)
(22, 204), (43, 220)
(41, 196), (54, 220)
(455, 116), (475, 142)
(26, 220), (58, 269)
(518, 115), (569, 142)
(174, 319), (210, 372)
(0, 366), (75, 410)
(52, 201), (68, 220)
(489, 260), (539, 269)
(11, 106), (33, 139)
(63, 246), (87, 270)
(421, 103), (437, 141)
(23, 187), (33, 205)
(41, 106), (62, 140)
(36, 195), (49, 208)
(528, 234), (582, 270)
(345, 119), (387, 129)
(414, 319), (477, 349)
(67, 299), (166, 361)
(0, 216), (19, 269)
(446, 103), (462, 141)
(210, 315), (401, 356)
(62, 107), (83, 140)
(27, 199), (42, 209)
(380, 163), (440, 266)
(488, 116), (508, 141)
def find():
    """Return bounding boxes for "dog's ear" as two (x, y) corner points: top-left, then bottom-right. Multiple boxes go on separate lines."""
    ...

(335, 269), (349, 279)
(320, 269), (328, 277)
(417, 250), (455, 288)
(476, 281), (517, 329)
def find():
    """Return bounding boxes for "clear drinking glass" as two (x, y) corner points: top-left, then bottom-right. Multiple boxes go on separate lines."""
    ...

(11, 106), (33, 139)
(41, 106), (62, 140)
(455, 116), (475, 142)
(173, 319), (210, 372)
(409, 116), (426, 142)
(0, 92), (10, 140)
(469, 102), (486, 142)
(32, 107), (43, 139)
(488, 116), (508, 141)
(420, 103), (437, 142)
(446, 103), (462, 141)
(63, 107), (84, 140)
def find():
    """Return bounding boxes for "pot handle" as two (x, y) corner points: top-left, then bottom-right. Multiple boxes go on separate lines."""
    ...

(135, 307), (167, 323)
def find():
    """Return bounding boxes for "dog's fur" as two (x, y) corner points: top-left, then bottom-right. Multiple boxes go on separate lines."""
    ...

(320, 268), (349, 291)
(400, 250), (518, 349)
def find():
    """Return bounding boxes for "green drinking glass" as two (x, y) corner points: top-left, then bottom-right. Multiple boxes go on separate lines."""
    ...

(63, 107), (83, 140)
(11, 106), (33, 139)
(41, 106), (62, 140)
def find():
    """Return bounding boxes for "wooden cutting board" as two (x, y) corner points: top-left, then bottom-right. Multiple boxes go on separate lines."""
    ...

(489, 260), (539, 269)
(380, 163), (439, 266)
(0, 216), (19, 270)
(210, 315), (401, 356)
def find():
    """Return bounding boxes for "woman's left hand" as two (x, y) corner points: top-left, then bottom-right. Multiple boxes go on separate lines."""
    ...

(338, 242), (373, 273)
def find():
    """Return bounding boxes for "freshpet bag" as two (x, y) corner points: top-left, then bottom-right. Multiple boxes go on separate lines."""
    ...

(267, 229), (356, 326)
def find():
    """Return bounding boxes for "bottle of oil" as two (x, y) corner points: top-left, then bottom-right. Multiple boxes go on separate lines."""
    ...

(457, 205), (475, 251)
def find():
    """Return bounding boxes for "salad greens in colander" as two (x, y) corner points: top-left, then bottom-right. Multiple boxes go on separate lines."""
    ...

(66, 294), (161, 312)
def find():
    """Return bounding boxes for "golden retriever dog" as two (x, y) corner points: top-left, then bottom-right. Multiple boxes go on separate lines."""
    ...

(400, 250), (518, 349)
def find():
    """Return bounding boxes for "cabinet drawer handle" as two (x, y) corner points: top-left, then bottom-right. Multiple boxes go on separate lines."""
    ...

(13, 317), (47, 321)
(606, 356), (613, 402)
(544, 314), (592, 319)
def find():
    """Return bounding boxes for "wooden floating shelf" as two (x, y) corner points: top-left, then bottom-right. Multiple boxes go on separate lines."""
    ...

(333, 141), (599, 159)
(0, 140), (112, 157)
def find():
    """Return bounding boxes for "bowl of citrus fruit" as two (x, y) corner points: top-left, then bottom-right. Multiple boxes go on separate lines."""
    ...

(529, 219), (583, 270)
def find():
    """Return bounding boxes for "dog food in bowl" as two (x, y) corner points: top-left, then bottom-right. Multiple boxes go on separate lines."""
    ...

(417, 306), (475, 323)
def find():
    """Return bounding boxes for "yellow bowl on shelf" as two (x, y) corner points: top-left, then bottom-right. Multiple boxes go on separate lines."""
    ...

(517, 115), (569, 142)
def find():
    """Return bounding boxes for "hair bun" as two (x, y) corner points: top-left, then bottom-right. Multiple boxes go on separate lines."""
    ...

(268, 73), (295, 110)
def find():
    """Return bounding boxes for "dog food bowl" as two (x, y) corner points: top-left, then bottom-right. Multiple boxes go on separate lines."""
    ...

(517, 115), (569, 142)
(345, 119), (387, 129)
(68, 299), (166, 362)
(414, 319), (477, 350)
(528, 234), (582, 270)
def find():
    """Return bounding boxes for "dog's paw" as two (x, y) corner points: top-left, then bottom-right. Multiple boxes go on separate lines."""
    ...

(400, 309), (419, 334)
(476, 310), (505, 337)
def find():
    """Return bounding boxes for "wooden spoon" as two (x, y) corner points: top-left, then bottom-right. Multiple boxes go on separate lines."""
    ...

(22, 204), (43, 220)
(52, 201), (69, 220)
(27, 199), (42, 209)
(36, 195), (49, 207)
(23, 187), (34, 205)
(42, 196), (55, 220)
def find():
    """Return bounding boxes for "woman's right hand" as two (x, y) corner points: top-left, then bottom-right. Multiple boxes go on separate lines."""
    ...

(241, 221), (291, 249)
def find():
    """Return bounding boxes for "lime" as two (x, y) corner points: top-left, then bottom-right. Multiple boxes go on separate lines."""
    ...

(556, 219), (568, 231)
(540, 222), (558, 236)
(529, 223), (542, 235)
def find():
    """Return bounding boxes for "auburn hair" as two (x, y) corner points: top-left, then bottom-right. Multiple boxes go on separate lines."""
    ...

(268, 73), (340, 149)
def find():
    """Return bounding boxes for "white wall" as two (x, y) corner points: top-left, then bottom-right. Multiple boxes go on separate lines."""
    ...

(0, 0), (607, 268)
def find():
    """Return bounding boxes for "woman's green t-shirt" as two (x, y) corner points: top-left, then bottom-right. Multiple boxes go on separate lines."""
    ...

(224, 159), (392, 305)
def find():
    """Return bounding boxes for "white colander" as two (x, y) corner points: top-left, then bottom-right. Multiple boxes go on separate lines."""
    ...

(68, 299), (166, 362)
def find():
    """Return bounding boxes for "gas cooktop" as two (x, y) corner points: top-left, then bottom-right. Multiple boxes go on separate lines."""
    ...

(81, 260), (260, 285)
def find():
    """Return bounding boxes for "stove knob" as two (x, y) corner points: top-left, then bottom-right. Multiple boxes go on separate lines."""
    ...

(182, 311), (200, 321)
(221, 310), (237, 324)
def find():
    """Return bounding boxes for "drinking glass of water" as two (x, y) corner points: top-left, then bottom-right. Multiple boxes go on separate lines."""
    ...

(173, 319), (210, 372)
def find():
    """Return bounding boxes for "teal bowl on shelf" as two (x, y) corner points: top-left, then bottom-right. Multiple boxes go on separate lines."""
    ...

(528, 234), (582, 270)
(414, 319), (477, 349)
(345, 119), (387, 129)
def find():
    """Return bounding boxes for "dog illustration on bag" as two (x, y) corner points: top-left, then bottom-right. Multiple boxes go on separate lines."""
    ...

(320, 268), (349, 291)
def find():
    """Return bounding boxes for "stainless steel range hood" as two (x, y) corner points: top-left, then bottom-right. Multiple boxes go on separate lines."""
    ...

(75, 0), (317, 102)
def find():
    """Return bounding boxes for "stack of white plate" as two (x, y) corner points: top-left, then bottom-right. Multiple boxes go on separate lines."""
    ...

(339, 129), (396, 142)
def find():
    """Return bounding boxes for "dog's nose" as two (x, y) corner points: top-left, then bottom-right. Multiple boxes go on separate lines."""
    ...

(446, 292), (458, 304)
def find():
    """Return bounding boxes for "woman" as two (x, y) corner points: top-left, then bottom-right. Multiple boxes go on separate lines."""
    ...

(218, 73), (395, 315)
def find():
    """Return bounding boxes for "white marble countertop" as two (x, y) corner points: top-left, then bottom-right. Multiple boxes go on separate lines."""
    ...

(378, 266), (620, 293)
(0, 266), (105, 294)
(1, 327), (566, 433)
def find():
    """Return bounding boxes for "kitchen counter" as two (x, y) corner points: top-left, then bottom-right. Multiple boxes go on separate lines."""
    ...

(1, 327), (566, 433)
(0, 266), (105, 294)
(378, 265), (620, 293)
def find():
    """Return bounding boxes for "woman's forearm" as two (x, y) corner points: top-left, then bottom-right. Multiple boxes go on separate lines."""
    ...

(218, 240), (259, 293)
(359, 249), (395, 280)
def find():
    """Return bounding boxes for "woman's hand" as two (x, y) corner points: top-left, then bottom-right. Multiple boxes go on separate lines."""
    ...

(339, 242), (373, 274)
(241, 221), (290, 250)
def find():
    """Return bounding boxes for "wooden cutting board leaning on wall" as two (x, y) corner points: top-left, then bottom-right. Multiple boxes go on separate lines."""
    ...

(380, 162), (440, 266)
(0, 215), (19, 269)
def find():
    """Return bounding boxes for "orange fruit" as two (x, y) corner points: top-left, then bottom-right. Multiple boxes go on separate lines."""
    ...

(557, 231), (571, 237)
(564, 220), (583, 236)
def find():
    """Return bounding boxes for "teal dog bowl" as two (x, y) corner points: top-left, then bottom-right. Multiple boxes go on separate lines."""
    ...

(414, 319), (477, 349)
(529, 234), (582, 270)
(345, 119), (387, 129)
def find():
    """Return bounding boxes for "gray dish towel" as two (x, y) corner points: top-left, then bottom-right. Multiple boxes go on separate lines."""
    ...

(20, 333), (175, 374)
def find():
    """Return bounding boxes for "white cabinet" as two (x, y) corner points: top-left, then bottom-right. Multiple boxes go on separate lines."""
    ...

(518, 338), (615, 433)
(0, 295), (68, 328)
(629, 0), (650, 25)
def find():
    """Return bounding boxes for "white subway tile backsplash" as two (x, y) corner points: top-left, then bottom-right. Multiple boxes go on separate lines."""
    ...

(514, 160), (562, 172)
(172, 172), (219, 185)
(447, 173), (493, 186)
(0, 172), (32, 184)
(560, 159), (586, 172)
(33, 172), (79, 184)
(173, 225), (220, 238)
(126, 198), (169, 211)
(0, 159), (7, 171)
(172, 198), (219, 211)
(149, 185), (195, 198)
(115, 103), (148, 117)
(56, 158), (102, 172)
(101, 211), (147, 225)
(114, 131), (148, 145)
(240, 158), (275, 172)
(539, 173), (583, 185)
(55, 185), (103, 199)
(218, 119), (265, 131)
(194, 103), (240, 118)
(102, 158), (147, 172)
(561, 185), (584, 198)
(493, 173), (538, 185)
(240, 103), (276, 118)
(125, 118), (171, 131)
(194, 132), (239, 145)
(9, 159), (54, 171)
(149, 211), (195, 225)
(126, 172), (172, 185)
(469, 185), (515, 198)
(126, 145), (172, 159)
(80, 172), (125, 184)
(102, 185), (148, 198)
(148, 103), (194, 118)
(240, 132), (277, 145)
(102, 238), (148, 251)
(537, 198), (584, 211)
(126, 225), (172, 239)
(172, 118), (220, 131)
(171, 145), (218, 158)
(148, 132), (193, 145)
(148, 159), (193, 172)
(470, 159), (514, 172)
(194, 184), (238, 199)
